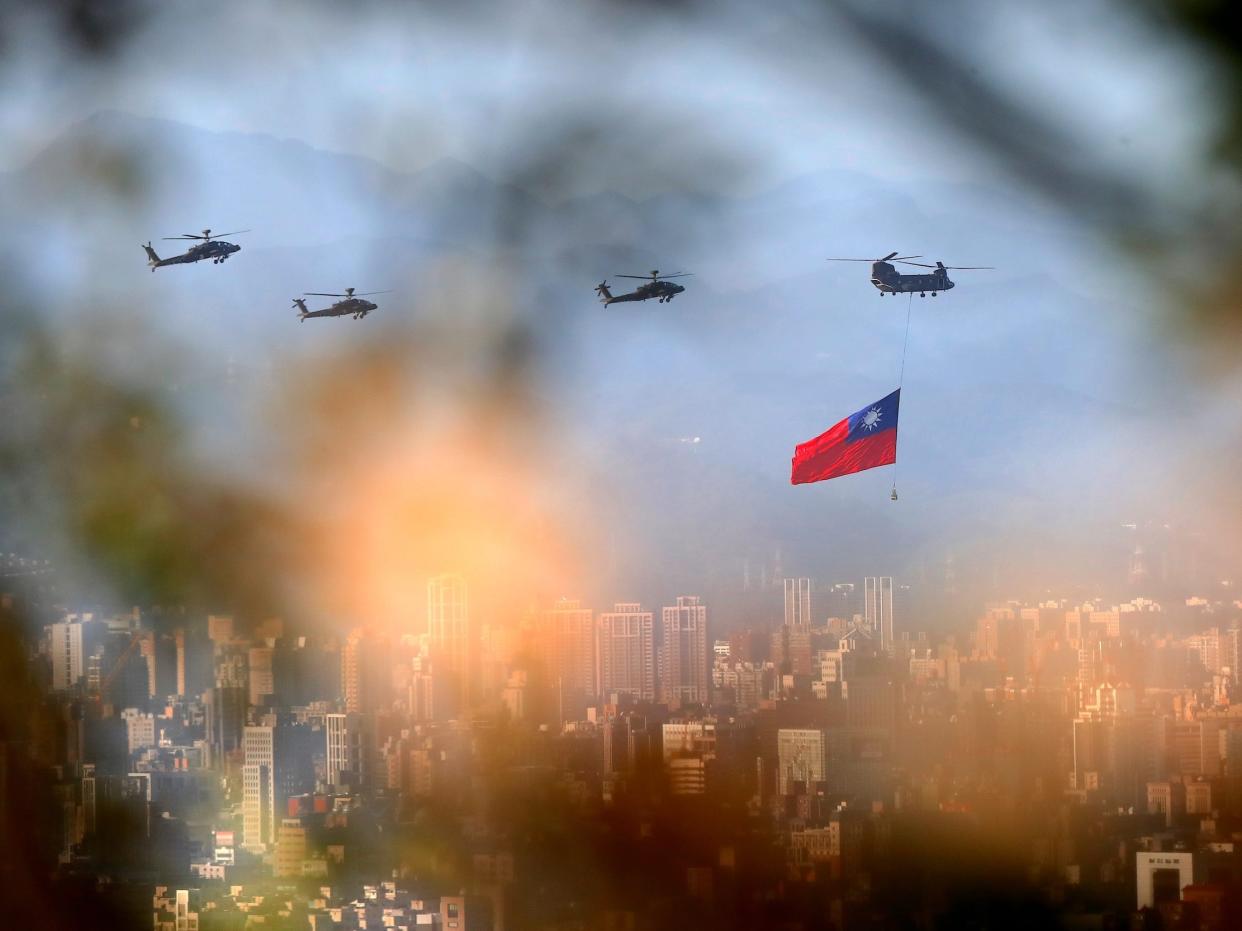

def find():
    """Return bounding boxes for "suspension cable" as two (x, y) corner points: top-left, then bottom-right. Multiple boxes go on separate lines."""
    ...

(891, 291), (914, 501)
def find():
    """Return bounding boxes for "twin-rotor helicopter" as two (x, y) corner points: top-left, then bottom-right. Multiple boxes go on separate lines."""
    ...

(827, 251), (993, 297)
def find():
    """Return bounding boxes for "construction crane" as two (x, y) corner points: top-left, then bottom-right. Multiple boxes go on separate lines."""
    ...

(92, 631), (145, 714)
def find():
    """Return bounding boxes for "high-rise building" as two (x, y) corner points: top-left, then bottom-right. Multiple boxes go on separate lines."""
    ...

(844, 673), (897, 732)
(341, 630), (388, 714)
(205, 685), (246, 763)
(598, 603), (656, 702)
(175, 629), (188, 697)
(864, 577), (894, 651)
(784, 578), (812, 628)
(325, 711), (363, 789)
(241, 725), (275, 851)
(771, 625), (813, 677)
(138, 631), (158, 699)
(1224, 625), (1241, 684)
(428, 574), (471, 708)
(175, 627), (211, 699)
(536, 599), (597, 721)
(660, 596), (709, 708)
(214, 643), (248, 689)
(777, 728), (827, 795)
(50, 618), (90, 691)
(337, 635), (362, 715)
(248, 646), (275, 707)
(604, 713), (653, 775)
(242, 722), (315, 851)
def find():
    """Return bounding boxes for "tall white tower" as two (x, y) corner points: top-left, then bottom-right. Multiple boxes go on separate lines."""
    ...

(783, 577), (812, 628)
(864, 576), (894, 651)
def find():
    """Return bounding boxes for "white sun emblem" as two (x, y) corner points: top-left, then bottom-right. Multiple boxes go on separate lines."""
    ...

(860, 408), (883, 431)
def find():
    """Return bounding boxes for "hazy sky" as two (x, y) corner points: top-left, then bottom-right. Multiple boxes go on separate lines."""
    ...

(2, 1), (1238, 619)
(0, 1), (1213, 198)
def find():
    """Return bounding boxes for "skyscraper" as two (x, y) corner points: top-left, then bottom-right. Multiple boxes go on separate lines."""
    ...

(427, 574), (471, 708)
(660, 596), (709, 708)
(241, 725), (275, 851)
(325, 712), (367, 789)
(243, 721), (315, 851)
(598, 603), (656, 702)
(536, 599), (597, 721)
(50, 617), (90, 691)
(864, 576), (894, 651)
(248, 645), (275, 707)
(205, 684), (246, 763)
(341, 633), (362, 713)
(784, 577), (812, 628)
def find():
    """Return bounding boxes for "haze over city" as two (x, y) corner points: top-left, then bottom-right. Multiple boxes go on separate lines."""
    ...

(2, 2), (1242, 930)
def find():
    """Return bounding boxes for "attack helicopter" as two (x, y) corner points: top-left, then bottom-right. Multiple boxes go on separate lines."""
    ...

(827, 251), (992, 297)
(142, 228), (249, 271)
(595, 270), (691, 305)
(294, 288), (391, 322)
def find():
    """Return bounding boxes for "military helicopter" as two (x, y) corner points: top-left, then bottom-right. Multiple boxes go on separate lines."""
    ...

(294, 288), (391, 322)
(595, 270), (692, 305)
(142, 228), (249, 271)
(827, 251), (992, 296)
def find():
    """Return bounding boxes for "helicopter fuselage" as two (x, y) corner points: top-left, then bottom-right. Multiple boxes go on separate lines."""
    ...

(296, 298), (378, 321)
(598, 281), (685, 305)
(870, 261), (954, 296)
(144, 240), (241, 271)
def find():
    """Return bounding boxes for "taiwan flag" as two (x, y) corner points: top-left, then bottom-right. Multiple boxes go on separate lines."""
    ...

(791, 389), (900, 485)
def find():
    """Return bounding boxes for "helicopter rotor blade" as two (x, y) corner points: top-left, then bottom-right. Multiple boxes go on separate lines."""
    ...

(891, 255), (923, 261)
(615, 273), (692, 280)
(880, 251), (899, 261)
(350, 290), (392, 296)
(895, 261), (937, 268)
(304, 292), (347, 297)
(942, 265), (994, 270)
(207, 229), (250, 239)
